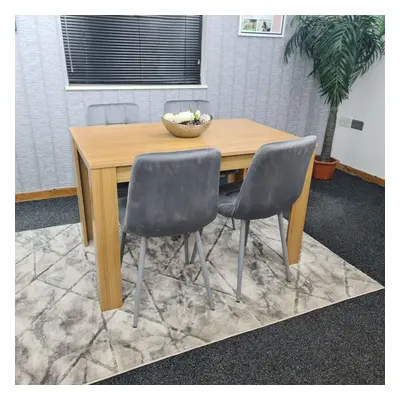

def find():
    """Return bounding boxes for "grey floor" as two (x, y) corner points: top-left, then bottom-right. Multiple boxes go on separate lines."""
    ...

(15, 171), (385, 384)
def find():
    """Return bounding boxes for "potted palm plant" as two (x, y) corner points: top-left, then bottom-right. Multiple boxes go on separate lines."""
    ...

(284, 15), (385, 180)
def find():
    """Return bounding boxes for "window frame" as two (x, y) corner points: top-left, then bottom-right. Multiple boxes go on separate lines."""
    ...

(60, 15), (207, 90)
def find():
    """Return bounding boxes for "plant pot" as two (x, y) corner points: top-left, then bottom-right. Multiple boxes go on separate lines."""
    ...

(312, 156), (339, 180)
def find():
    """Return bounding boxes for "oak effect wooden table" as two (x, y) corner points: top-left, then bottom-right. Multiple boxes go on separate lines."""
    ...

(70, 119), (316, 311)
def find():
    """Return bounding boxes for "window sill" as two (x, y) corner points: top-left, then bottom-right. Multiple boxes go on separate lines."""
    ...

(65, 84), (208, 91)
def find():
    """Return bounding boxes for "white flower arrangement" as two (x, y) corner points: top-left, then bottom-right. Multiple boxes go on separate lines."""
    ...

(163, 110), (212, 125)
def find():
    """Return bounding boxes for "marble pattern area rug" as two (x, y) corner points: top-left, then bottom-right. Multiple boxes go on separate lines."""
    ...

(15, 215), (383, 384)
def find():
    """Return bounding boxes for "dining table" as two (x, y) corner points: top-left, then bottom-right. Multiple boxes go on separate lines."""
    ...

(70, 118), (316, 311)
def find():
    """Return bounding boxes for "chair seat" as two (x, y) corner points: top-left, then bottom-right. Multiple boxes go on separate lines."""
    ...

(218, 181), (242, 217)
(118, 197), (128, 227)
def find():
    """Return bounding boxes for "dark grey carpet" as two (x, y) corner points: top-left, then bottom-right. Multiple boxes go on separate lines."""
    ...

(95, 289), (384, 385)
(15, 170), (385, 384)
(15, 196), (80, 232)
(306, 170), (384, 286)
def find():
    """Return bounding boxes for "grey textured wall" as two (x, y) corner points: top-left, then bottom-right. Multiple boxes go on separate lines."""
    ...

(15, 15), (329, 194)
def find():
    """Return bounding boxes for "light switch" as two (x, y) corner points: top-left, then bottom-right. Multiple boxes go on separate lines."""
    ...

(339, 116), (352, 128)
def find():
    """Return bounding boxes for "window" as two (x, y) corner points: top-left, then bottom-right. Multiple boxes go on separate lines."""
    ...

(61, 15), (203, 85)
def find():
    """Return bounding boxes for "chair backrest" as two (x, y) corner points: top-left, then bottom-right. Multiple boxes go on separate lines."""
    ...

(232, 136), (317, 220)
(123, 148), (221, 237)
(87, 103), (140, 126)
(164, 100), (210, 115)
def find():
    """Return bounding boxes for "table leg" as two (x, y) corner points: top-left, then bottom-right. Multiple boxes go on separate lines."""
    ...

(72, 141), (93, 246)
(287, 148), (316, 264)
(90, 167), (123, 311)
(230, 169), (246, 183)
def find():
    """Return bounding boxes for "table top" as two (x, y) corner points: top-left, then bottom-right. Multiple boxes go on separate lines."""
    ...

(70, 118), (299, 169)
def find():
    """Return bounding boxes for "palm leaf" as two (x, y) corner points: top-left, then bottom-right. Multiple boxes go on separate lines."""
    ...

(284, 15), (384, 161)
(285, 15), (385, 107)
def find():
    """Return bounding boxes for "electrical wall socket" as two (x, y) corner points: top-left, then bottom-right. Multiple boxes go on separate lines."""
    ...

(351, 119), (364, 131)
(339, 116), (352, 128)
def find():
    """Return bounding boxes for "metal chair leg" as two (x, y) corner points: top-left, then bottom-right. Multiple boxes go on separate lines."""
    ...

(194, 231), (215, 310)
(184, 233), (190, 264)
(278, 213), (291, 282)
(120, 231), (127, 265)
(190, 228), (202, 264)
(236, 220), (247, 302)
(244, 220), (250, 247)
(190, 244), (197, 264)
(231, 218), (236, 230)
(133, 237), (147, 328)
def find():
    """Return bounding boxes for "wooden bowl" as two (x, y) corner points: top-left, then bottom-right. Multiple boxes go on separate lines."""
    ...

(161, 116), (213, 138)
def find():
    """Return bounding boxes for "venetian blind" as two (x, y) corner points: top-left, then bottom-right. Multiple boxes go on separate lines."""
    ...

(61, 15), (203, 85)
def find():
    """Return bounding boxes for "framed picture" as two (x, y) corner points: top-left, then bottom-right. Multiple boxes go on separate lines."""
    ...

(238, 15), (286, 37)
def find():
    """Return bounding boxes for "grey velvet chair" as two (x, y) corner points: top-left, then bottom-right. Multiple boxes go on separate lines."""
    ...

(87, 103), (140, 126)
(119, 148), (221, 327)
(193, 136), (317, 302)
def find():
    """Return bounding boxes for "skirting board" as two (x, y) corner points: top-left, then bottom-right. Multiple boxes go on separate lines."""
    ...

(15, 187), (77, 203)
(336, 163), (385, 187)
